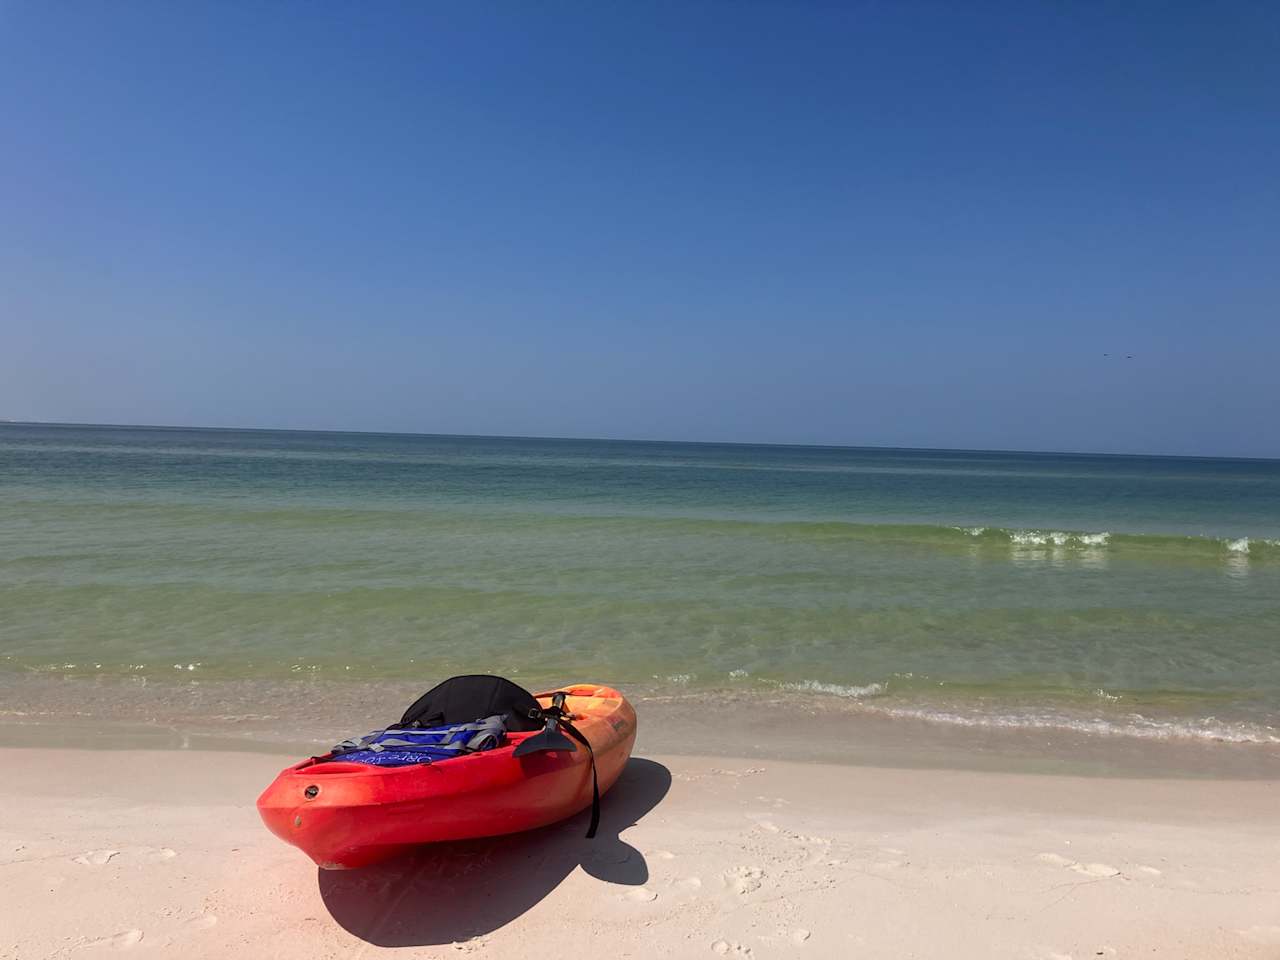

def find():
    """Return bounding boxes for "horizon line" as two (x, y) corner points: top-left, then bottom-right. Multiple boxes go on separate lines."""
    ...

(2, 418), (1276, 464)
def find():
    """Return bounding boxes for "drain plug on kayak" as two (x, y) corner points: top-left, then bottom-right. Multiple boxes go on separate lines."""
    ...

(304, 785), (320, 800)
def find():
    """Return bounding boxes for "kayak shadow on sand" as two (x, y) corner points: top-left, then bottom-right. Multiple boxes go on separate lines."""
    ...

(317, 756), (672, 947)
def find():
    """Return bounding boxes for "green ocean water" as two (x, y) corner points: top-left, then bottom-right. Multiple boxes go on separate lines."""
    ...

(2, 423), (1278, 744)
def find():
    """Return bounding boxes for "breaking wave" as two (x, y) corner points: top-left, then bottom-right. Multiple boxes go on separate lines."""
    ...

(864, 703), (1280, 745)
(777, 679), (1280, 745)
(944, 525), (1278, 559)
(780, 679), (887, 699)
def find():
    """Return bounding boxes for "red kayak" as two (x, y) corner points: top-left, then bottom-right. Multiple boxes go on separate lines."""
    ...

(257, 683), (637, 869)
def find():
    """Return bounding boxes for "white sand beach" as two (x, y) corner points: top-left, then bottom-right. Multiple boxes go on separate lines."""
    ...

(4, 748), (1278, 960)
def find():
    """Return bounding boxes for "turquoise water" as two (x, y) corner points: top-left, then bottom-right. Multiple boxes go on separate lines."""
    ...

(2, 423), (1278, 743)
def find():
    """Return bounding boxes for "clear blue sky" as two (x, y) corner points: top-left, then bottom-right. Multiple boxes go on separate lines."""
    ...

(2, 2), (1277, 456)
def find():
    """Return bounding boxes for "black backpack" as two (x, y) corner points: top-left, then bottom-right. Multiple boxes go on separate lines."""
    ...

(398, 674), (545, 733)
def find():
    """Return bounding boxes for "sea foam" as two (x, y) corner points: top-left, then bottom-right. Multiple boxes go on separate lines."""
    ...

(861, 703), (1280, 745)
(1008, 530), (1111, 547)
(782, 679), (886, 699)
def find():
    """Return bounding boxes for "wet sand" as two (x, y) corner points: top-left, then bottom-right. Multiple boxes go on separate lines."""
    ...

(5, 674), (1280, 780)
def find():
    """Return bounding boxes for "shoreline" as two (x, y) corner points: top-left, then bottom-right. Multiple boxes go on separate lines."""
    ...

(4, 673), (1279, 781)
(5, 748), (1278, 959)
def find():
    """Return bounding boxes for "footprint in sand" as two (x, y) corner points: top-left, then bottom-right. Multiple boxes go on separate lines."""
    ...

(791, 928), (811, 945)
(184, 915), (218, 932)
(675, 876), (703, 891)
(82, 929), (143, 951)
(746, 815), (831, 853)
(1073, 862), (1120, 877)
(710, 940), (753, 958)
(72, 848), (175, 867)
(73, 850), (119, 866)
(722, 866), (765, 895)
(652, 850), (677, 860)
(587, 845), (633, 865)
(625, 886), (658, 903)
(1034, 853), (1074, 868)
(1034, 853), (1119, 877)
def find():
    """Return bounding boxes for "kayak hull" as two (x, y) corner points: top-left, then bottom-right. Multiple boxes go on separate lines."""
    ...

(257, 684), (637, 869)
